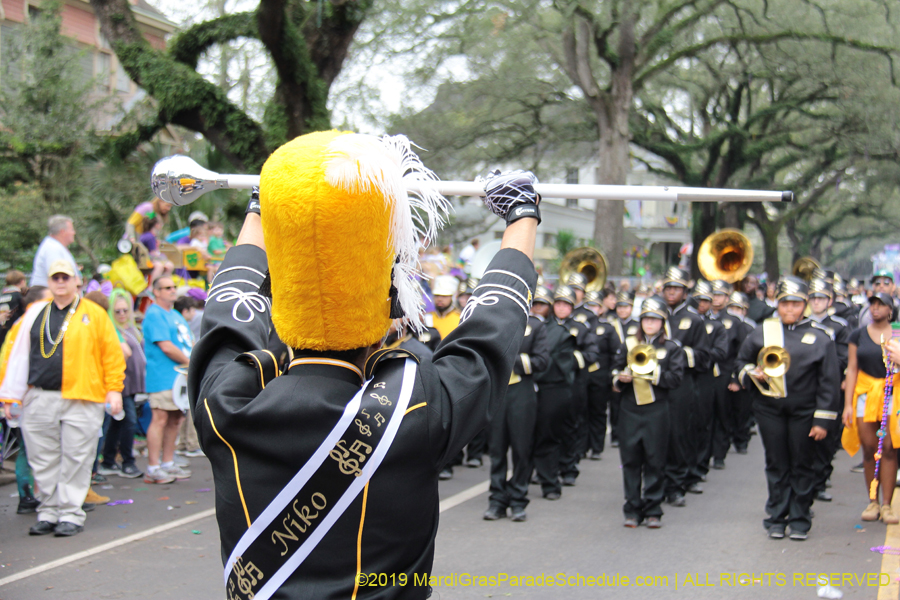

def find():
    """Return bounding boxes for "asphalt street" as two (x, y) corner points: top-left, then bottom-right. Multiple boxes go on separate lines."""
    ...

(0, 433), (897, 600)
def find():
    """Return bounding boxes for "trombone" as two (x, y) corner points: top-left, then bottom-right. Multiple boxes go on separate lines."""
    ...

(150, 155), (795, 206)
(749, 346), (791, 398)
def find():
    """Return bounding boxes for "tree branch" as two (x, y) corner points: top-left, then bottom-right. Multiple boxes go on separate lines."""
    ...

(168, 12), (258, 69)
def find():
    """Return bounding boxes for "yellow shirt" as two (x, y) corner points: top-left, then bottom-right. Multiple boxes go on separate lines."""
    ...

(0, 299), (125, 404)
(430, 309), (460, 341)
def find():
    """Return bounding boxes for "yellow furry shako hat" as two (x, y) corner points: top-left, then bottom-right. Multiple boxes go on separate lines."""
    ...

(260, 130), (450, 351)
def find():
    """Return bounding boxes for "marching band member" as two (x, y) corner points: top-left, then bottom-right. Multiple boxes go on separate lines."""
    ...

(188, 132), (539, 599)
(842, 292), (898, 524)
(532, 287), (577, 500)
(806, 277), (850, 503)
(554, 286), (599, 488)
(738, 276), (839, 541)
(661, 266), (710, 506)
(484, 296), (550, 522)
(585, 292), (623, 460)
(690, 280), (729, 485)
(707, 281), (740, 470)
(608, 290), (638, 448)
(726, 292), (757, 455)
(612, 296), (685, 528)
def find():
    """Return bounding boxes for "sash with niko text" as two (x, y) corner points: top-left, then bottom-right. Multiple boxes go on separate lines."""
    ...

(223, 357), (417, 600)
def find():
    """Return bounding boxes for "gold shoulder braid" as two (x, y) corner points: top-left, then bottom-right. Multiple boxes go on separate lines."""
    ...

(39, 298), (79, 359)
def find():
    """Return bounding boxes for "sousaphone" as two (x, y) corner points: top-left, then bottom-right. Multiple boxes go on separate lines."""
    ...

(697, 229), (753, 284)
(792, 257), (821, 282)
(559, 247), (608, 293)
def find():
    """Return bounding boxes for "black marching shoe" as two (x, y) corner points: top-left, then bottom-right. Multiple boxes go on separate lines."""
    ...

(561, 475), (577, 487)
(544, 492), (561, 501)
(510, 508), (527, 522)
(767, 525), (785, 539)
(686, 482), (703, 494)
(483, 506), (507, 521)
(666, 493), (686, 507)
(712, 459), (725, 470)
(54, 522), (84, 537)
(438, 467), (453, 481)
(465, 457), (483, 468)
(589, 451), (603, 461)
(734, 446), (748, 455)
(29, 521), (56, 536)
(17, 495), (40, 514)
(610, 439), (620, 448)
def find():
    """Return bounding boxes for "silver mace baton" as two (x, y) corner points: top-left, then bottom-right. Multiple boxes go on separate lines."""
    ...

(151, 155), (794, 206)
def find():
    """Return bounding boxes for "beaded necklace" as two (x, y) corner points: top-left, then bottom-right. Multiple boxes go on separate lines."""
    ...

(871, 333), (895, 501)
(39, 297), (79, 359)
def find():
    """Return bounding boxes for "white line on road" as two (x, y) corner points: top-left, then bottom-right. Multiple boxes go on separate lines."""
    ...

(0, 508), (216, 588)
(440, 478), (492, 513)
(0, 478), (492, 588)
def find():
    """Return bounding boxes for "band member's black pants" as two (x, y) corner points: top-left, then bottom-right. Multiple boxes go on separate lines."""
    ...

(488, 380), (537, 510)
(754, 393), (816, 534)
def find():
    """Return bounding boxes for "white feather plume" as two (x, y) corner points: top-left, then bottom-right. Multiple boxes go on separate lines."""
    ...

(324, 133), (451, 332)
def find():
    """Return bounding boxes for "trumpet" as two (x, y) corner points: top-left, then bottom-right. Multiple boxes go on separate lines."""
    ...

(150, 155), (795, 206)
(627, 344), (659, 379)
(751, 346), (791, 398)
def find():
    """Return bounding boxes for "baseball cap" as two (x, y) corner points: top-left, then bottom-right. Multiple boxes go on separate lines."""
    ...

(48, 260), (76, 278)
(871, 269), (894, 284)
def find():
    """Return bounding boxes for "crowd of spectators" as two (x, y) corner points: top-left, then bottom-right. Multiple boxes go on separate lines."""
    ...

(0, 215), (210, 537)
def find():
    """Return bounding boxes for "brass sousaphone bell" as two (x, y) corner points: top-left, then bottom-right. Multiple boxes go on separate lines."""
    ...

(792, 256), (821, 282)
(559, 247), (608, 293)
(697, 229), (754, 284)
(627, 344), (659, 378)
(753, 345), (791, 398)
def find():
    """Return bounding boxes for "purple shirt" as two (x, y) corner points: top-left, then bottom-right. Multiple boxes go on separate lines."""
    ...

(139, 231), (158, 253)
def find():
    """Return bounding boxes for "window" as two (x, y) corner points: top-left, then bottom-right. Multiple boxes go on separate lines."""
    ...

(115, 62), (131, 93)
(565, 168), (579, 208)
(96, 52), (111, 91)
(27, 5), (42, 22)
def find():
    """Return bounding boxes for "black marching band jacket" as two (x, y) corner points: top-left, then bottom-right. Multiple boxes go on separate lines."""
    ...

(736, 318), (840, 430)
(188, 245), (536, 599)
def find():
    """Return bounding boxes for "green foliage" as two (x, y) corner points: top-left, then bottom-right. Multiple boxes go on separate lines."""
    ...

(0, 185), (53, 271)
(0, 4), (107, 201)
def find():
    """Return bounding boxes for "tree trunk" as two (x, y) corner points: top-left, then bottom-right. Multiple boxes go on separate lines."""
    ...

(721, 203), (740, 229)
(590, 12), (635, 277)
(691, 203), (717, 279)
(759, 221), (780, 280)
(594, 130), (627, 276)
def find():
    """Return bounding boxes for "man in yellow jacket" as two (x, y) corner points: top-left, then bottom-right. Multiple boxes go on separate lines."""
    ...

(0, 260), (125, 537)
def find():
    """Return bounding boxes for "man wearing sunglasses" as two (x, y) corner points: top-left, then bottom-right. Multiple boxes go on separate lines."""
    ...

(142, 277), (194, 484)
(0, 260), (125, 537)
